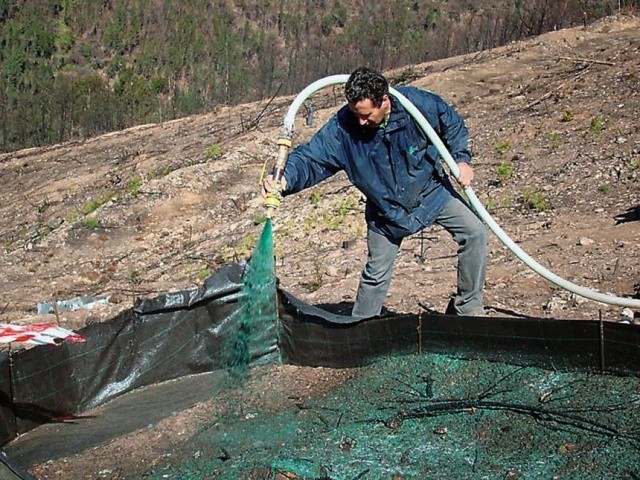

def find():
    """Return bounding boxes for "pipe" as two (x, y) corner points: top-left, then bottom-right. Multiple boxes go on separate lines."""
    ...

(277, 75), (640, 309)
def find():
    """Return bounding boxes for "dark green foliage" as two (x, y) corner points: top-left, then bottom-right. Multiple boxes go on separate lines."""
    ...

(0, 0), (631, 152)
(3, 48), (24, 88)
(0, 0), (10, 21)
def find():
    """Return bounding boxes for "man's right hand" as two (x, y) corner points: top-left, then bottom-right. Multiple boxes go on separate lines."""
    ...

(262, 174), (287, 198)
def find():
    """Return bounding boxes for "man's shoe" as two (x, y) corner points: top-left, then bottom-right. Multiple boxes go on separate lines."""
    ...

(445, 297), (488, 317)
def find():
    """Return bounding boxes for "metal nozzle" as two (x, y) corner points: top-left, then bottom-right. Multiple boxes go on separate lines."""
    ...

(262, 136), (292, 219)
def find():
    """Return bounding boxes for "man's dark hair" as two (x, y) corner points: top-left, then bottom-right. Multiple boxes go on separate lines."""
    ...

(345, 67), (389, 107)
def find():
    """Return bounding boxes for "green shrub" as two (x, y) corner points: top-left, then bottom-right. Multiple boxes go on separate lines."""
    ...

(80, 200), (102, 215)
(196, 269), (213, 280)
(337, 196), (357, 216)
(129, 270), (142, 285)
(522, 189), (549, 212)
(310, 191), (323, 206)
(547, 133), (561, 149)
(493, 139), (511, 155)
(561, 110), (574, 122)
(129, 176), (142, 196)
(83, 218), (100, 229)
(590, 116), (604, 134)
(205, 143), (223, 159)
(495, 162), (515, 185)
(306, 259), (324, 292)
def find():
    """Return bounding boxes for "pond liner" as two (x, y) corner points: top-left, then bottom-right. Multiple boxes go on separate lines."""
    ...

(0, 264), (639, 476)
(279, 290), (640, 373)
(0, 451), (36, 480)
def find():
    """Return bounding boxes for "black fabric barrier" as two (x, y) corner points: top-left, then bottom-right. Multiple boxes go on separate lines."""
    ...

(0, 264), (249, 447)
(279, 290), (640, 374)
(601, 321), (640, 371)
(279, 292), (420, 366)
(0, 353), (16, 447)
(0, 451), (36, 480)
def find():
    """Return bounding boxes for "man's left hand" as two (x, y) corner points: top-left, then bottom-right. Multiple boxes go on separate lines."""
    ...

(456, 162), (474, 188)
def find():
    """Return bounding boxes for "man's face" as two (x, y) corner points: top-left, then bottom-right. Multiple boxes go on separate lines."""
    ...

(349, 95), (390, 128)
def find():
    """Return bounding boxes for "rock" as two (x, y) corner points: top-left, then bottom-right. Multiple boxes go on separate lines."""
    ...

(325, 265), (339, 277)
(619, 308), (634, 323)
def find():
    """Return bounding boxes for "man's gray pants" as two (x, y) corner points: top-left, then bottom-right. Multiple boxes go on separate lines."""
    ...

(351, 195), (487, 318)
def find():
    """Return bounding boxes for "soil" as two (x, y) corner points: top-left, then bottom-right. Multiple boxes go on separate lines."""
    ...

(0, 14), (638, 479)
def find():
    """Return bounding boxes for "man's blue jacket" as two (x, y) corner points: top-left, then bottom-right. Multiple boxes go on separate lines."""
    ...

(282, 86), (472, 239)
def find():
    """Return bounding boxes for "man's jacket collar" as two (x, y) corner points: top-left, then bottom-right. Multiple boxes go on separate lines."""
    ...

(383, 95), (410, 133)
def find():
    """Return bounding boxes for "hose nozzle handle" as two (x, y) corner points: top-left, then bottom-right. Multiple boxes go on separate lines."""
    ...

(263, 137), (292, 218)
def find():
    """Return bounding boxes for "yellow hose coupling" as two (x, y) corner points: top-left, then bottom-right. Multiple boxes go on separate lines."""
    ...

(276, 138), (292, 148)
(264, 192), (282, 218)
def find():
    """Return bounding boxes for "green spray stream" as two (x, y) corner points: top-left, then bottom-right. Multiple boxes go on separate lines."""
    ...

(225, 115), (291, 379)
(224, 82), (296, 380)
(226, 218), (279, 380)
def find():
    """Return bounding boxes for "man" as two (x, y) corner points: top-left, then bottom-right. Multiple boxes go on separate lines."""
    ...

(264, 67), (487, 318)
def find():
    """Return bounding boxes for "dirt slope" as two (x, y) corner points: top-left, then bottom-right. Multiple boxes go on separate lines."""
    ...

(1, 14), (639, 336)
(1, 13), (639, 480)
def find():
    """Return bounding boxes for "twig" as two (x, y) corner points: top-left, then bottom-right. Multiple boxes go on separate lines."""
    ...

(351, 469), (370, 480)
(21, 194), (38, 209)
(524, 67), (591, 110)
(558, 56), (615, 66)
(244, 84), (283, 131)
(391, 372), (429, 399)
(400, 399), (638, 443)
(476, 366), (526, 401)
(418, 312), (423, 356)
(328, 184), (357, 196)
(217, 447), (231, 462)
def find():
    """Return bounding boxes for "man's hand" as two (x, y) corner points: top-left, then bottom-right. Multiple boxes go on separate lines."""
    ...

(456, 162), (474, 188)
(262, 174), (287, 198)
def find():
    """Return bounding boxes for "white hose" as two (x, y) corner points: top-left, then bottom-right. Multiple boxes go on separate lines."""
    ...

(281, 75), (640, 309)
(282, 75), (351, 137)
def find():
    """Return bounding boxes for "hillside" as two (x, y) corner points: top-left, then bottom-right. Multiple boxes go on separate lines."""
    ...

(0, 12), (639, 480)
(0, 14), (639, 339)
